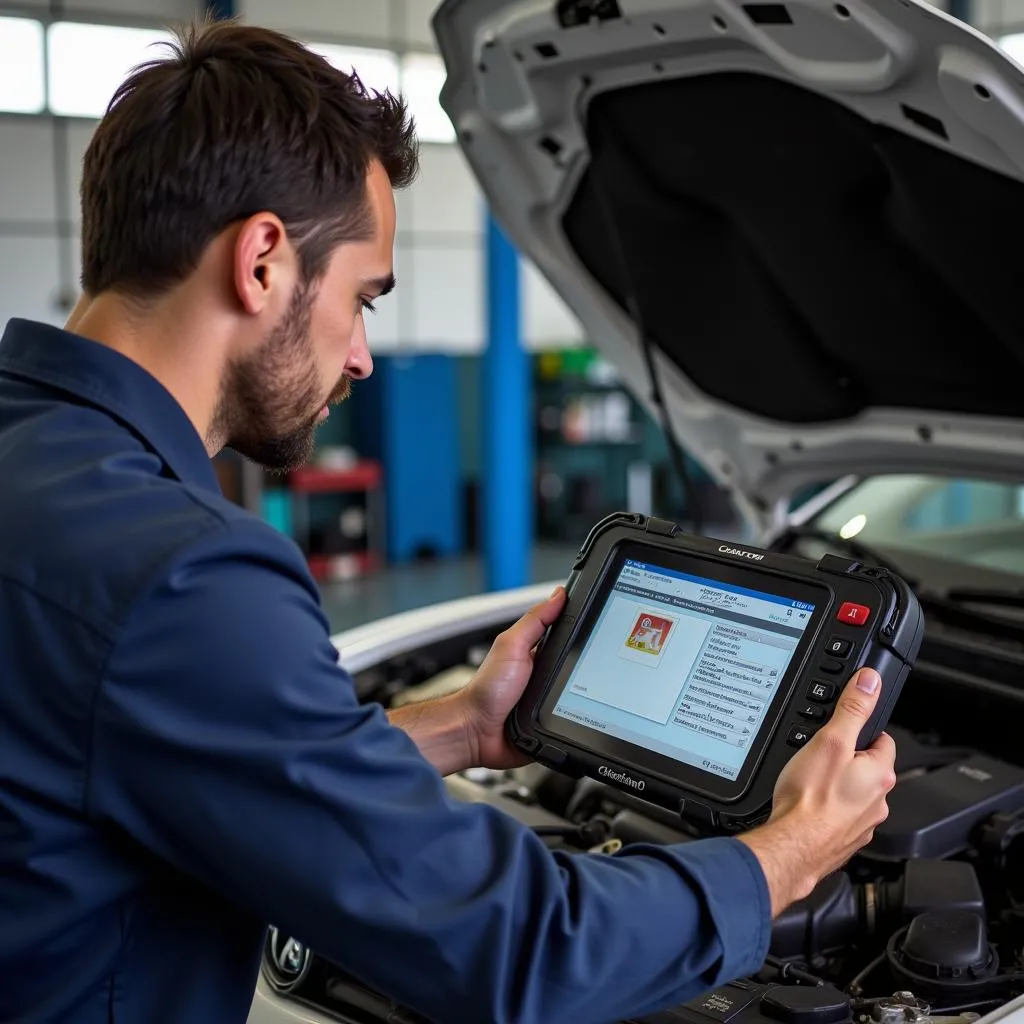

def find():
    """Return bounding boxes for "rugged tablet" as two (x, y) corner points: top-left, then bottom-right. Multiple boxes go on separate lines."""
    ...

(507, 513), (924, 833)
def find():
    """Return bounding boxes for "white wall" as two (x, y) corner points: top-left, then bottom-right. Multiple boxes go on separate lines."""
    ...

(0, 0), (584, 353)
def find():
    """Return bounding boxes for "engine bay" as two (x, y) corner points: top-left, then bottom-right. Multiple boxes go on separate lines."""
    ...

(260, 597), (1024, 1024)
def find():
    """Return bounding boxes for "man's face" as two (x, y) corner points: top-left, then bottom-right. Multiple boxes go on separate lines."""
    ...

(221, 161), (396, 472)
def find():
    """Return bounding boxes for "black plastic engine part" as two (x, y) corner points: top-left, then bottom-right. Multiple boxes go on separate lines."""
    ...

(637, 981), (853, 1024)
(865, 755), (1024, 861)
(887, 911), (1000, 996)
(770, 873), (859, 960)
(639, 979), (768, 1023)
(760, 985), (851, 1024)
(979, 809), (1024, 901)
(876, 860), (986, 924)
(769, 860), (985, 962)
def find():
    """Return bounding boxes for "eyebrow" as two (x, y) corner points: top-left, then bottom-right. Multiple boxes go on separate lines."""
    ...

(364, 274), (396, 297)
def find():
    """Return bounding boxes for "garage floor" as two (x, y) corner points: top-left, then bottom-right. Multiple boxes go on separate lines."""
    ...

(318, 543), (579, 633)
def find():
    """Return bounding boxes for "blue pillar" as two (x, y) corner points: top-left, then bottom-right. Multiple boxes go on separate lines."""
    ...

(947, 0), (971, 23)
(206, 0), (235, 17)
(482, 212), (531, 591)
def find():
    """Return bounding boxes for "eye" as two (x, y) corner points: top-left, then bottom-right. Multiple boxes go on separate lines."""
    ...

(360, 298), (377, 315)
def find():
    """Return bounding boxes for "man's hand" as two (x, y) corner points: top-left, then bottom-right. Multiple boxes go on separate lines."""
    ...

(738, 667), (897, 916)
(458, 586), (567, 771)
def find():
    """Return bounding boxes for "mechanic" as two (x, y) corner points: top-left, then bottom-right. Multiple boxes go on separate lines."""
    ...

(0, 18), (898, 1024)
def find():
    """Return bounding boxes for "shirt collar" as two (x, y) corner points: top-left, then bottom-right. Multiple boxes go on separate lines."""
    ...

(0, 318), (221, 494)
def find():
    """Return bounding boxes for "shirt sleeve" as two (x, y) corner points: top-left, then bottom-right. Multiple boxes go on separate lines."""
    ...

(87, 518), (772, 1024)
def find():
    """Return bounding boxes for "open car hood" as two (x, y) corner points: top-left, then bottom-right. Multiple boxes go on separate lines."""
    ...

(432, 0), (1024, 527)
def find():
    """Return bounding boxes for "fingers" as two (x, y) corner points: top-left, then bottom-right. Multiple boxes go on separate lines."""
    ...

(500, 587), (567, 650)
(822, 668), (882, 746)
(861, 731), (898, 796)
(863, 730), (896, 766)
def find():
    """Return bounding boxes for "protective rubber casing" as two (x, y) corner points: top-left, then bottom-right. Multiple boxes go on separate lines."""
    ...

(507, 513), (925, 834)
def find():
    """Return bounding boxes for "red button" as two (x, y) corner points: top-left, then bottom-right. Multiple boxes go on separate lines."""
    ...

(837, 602), (871, 626)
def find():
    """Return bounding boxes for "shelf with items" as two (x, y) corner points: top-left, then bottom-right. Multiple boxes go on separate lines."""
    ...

(282, 453), (386, 583)
(533, 348), (649, 543)
(532, 347), (741, 540)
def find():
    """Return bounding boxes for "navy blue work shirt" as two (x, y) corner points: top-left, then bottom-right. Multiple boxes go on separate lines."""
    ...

(0, 317), (772, 1024)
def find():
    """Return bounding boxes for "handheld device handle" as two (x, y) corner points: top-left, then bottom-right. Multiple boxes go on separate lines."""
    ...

(855, 646), (911, 750)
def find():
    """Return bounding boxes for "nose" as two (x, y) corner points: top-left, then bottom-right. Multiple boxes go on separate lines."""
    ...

(347, 315), (374, 380)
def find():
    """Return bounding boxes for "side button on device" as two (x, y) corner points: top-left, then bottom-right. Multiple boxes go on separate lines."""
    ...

(807, 681), (836, 703)
(837, 602), (871, 626)
(787, 725), (815, 748)
(826, 637), (852, 658)
(819, 657), (845, 675)
(797, 702), (825, 722)
(537, 744), (568, 766)
(816, 553), (863, 575)
(679, 798), (718, 830)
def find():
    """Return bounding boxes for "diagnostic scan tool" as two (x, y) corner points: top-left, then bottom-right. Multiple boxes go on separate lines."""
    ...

(508, 513), (924, 834)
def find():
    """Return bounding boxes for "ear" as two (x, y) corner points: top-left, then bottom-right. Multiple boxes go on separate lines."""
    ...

(232, 212), (297, 316)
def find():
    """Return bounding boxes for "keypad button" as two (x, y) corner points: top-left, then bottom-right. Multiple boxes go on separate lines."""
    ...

(797, 702), (826, 721)
(837, 602), (871, 626)
(826, 637), (852, 658)
(808, 681), (835, 703)
(787, 725), (814, 748)
(819, 657), (845, 674)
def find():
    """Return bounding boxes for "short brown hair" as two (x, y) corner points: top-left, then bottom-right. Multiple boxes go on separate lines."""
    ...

(80, 17), (418, 297)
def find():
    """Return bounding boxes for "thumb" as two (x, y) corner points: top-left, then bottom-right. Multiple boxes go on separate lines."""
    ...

(824, 667), (882, 746)
(504, 586), (567, 649)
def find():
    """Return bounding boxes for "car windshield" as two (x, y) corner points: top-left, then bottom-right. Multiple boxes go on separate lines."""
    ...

(807, 474), (1024, 580)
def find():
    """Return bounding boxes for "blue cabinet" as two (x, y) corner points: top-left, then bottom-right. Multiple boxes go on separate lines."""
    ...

(353, 355), (464, 563)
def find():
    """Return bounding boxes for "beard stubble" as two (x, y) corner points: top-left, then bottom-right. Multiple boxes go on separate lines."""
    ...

(215, 280), (351, 473)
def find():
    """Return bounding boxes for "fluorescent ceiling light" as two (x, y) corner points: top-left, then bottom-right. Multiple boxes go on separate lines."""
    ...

(401, 53), (456, 144)
(306, 42), (401, 97)
(0, 17), (45, 114)
(48, 22), (174, 119)
(839, 514), (868, 540)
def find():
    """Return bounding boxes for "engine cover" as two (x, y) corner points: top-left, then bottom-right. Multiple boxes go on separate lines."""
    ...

(865, 755), (1024, 861)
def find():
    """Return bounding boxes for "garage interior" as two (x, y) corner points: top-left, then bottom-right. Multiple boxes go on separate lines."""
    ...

(6, 2), (1024, 1024)
(0, 0), (757, 637)
(3, 0), (1023, 631)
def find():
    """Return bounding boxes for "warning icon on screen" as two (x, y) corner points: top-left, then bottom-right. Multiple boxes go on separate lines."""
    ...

(624, 612), (675, 657)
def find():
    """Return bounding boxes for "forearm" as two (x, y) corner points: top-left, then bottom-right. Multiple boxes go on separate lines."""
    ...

(737, 817), (820, 917)
(387, 694), (477, 776)
(305, 814), (772, 1024)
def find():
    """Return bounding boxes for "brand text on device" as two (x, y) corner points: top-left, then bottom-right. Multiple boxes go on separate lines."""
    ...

(598, 765), (646, 791)
(718, 545), (765, 562)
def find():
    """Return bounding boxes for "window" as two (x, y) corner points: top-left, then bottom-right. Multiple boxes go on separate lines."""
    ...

(999, 33), (1024, 65)
(0, 17), (45, 114)
(306, 43), (401, 98)
(38, 25), (457, 145)
(401, 52), (455, 144)
(304, 41), (456, 145)
(812, 475), (1024, 576)
(47, 22), (174, 119)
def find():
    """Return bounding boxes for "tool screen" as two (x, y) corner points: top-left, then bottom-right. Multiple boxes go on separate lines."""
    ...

(551, 559), (816, 781)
